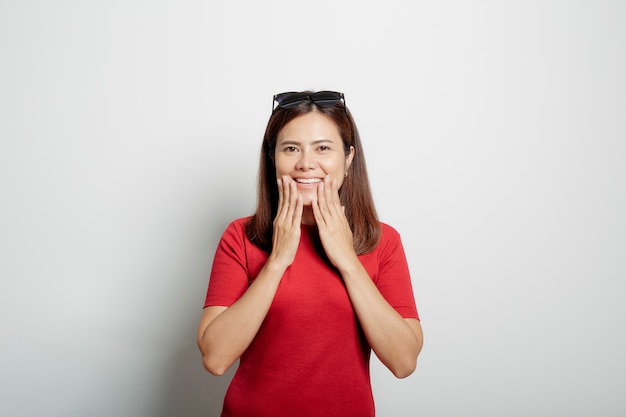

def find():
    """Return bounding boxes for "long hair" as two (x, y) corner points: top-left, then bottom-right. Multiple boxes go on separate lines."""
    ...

(245, 92), (380, 254)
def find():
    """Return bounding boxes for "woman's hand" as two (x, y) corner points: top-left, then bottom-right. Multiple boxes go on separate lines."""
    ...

(312, 176), (422, 378)
(197, 176), (303, 375)
(268, 176), (303, 269)
(312, 175), (358, 270)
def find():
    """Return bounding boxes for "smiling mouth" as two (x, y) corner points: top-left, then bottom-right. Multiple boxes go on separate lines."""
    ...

(294, 178), (322, 184)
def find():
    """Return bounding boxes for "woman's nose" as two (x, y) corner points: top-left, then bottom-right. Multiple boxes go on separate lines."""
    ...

(295, 151), (316, 170)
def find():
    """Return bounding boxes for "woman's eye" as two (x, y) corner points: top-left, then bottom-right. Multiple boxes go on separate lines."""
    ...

(284, 146), (297, 153)
(318, 146), (330, 151)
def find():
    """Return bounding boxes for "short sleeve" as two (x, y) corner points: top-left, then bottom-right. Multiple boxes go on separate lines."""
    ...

(374, 224), (420, 320)
(204, 220), (251, 308)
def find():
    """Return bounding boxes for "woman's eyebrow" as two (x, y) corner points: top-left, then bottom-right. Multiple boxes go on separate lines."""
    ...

(277, 139), (335, 146)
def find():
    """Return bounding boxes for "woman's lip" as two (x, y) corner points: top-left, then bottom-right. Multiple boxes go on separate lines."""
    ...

(293, 178), (322, 184)
(295, 182), (320, 189)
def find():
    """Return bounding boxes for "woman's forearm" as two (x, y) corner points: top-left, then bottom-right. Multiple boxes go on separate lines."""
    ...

(339, 261), (423, 378)
(197, 260), (286, 375)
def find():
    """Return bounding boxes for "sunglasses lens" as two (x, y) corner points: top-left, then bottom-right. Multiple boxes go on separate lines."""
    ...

(275, 92), (307, 109)
(310, 91), (343, 107)
(273, 91), (345, 111)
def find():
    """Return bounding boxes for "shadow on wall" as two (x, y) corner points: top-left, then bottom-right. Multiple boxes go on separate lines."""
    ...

(152, 179), (252, 417)
(153, 191), (250, 416)
(157, 342), (236, 417)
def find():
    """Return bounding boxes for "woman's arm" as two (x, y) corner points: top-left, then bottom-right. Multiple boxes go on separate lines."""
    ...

(197, 178), (303, 375)
(197, 259), (287, 376)
(312, 176), (423, 378)
(337, 261), (423, 378)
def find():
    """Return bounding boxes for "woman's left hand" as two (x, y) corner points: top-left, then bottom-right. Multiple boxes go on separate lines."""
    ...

(313, 176), (423, 378)
(312, 175), (358, 270)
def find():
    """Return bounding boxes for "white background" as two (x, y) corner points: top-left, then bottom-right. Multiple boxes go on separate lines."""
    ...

(1, 1), (625, 416)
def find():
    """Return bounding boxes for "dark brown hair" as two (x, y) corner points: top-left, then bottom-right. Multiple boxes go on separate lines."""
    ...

(245, 92), (380, 254)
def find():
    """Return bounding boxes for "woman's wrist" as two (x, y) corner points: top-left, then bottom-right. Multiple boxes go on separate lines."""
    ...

(336, 256), (366, 282)
(263, 255), (290, 279)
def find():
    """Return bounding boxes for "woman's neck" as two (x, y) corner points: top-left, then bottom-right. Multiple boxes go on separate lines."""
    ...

(301, 206), (316, 226)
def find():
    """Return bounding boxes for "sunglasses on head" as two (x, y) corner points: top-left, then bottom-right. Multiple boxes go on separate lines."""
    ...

(272, 91), (346, 113)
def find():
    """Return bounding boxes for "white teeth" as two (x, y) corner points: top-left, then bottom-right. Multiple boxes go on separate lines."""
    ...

(295, 178), (322, 184)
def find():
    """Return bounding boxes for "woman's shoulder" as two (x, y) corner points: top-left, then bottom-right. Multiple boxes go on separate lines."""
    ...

(376, 221), (409, 251)
(359, 222), (406, 261)
(219, 216), (252, 239)
(228, 216), (251, 228)
(379, 221), (401, 239)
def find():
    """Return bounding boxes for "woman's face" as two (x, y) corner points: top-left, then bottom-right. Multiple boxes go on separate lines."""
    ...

(274, 111), (354, 206)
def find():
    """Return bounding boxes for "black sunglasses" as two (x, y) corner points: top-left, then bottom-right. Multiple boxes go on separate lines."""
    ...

(272, 91), (346, 113)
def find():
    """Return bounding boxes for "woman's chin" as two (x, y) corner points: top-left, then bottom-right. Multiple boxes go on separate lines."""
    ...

(300, 191), (316, 206)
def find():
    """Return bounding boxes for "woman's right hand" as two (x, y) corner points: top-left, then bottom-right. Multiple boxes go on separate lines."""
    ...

(268, 176), (303, 269)
(198, 177), (302, 375)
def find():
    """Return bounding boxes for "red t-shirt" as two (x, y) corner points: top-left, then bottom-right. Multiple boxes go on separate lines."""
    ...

(204, 217), (419, 417)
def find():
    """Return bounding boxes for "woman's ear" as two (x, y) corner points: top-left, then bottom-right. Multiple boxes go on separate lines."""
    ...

(346, 145), (355, 170)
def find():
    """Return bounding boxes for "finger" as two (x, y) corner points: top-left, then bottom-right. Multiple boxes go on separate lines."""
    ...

(331, 177), (341, 205)
(324, 176), (341, 216)
(276, 176), (291, 222)
(311, 194), (324, 226)
(331, 179), (341, 209)
(275, 178), (286, 222)
(318, 177), (328, 209)
(293, 193), (304, 225)
(286, 179), (299, 225)
(314, 180), (330, 224)
(277, 177), (283, 208)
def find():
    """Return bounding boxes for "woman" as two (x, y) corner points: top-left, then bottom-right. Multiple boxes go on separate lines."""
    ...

(197, 90), (423, 417)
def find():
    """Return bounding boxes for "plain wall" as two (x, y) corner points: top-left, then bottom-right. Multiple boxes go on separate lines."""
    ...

(1, 1), (625, 416)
